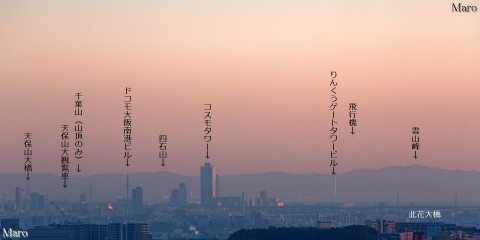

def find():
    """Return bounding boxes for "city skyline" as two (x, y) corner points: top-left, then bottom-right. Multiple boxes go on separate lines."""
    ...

(2, 163), (480, 239)
(1, 164), (480, 203)
(2, 161), (480, 239)
(1, 1), (479, 239)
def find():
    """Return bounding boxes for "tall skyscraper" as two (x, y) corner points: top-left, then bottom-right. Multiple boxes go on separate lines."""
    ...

(260, 190), (267, 207)
(126, 174), (130, 199)
(215, 174), (220, 198)
(15, 187), (24, 210)
(178, 182), (187, 206)
(200, 163), (216, 205)
(132, 187), (143, 215)
(29, 192), (45, 211)
(170, 189), (179, 205)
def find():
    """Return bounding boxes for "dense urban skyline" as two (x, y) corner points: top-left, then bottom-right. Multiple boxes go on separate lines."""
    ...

(1, 1), (479, 239)
(2, 162), (480, 239)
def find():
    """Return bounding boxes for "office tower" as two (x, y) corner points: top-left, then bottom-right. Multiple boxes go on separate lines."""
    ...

(242, 192), (246, 215)
(200, 163), (216, 205)
(126, 174), (130, 199)
(124, 223), (149, 240)
(29, 193), (45, 211)
(38, 193), (45, 210)
(260, 190), (267, 207)
(249, 212), (262, 228)
(132, 187), (143, 215)
(107, 223), (122, 240)
(75, 224), (107, 240)
(170, 189), (179, 205)
(107, 223), (149, 240)
(15, 187), (24, 210)
(215, 174), (220, 198)
(178, 182), (187, 206)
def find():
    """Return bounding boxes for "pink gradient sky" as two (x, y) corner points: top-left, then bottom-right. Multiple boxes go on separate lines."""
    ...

(0, 0), (479, 176)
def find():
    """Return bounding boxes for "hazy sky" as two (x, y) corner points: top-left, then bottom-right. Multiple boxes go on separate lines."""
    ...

(1, 0), (479, 176)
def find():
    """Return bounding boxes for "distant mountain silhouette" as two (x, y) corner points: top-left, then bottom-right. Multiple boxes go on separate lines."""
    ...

(1, 165), (478, 203)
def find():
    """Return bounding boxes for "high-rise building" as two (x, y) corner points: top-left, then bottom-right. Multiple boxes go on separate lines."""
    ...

(124, 223), (149, 240)
(15, 187), (24, 210)
(215, 174), (220, 198)
(249, 212), (263, 228)
(178, 182), (187, 206)
(170, 189), (179, 205)
(132, 187), (143, 215)
(107, 223), (149, 240)
(425, 223), (444, 240)
(126, 174), (130, 199)
(29, 193), (45, 211)
(260, 190), (267, 207)
(107, 223), (122, 240)
(200, 163), (216, 205)
(82, 224), (108, 240)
